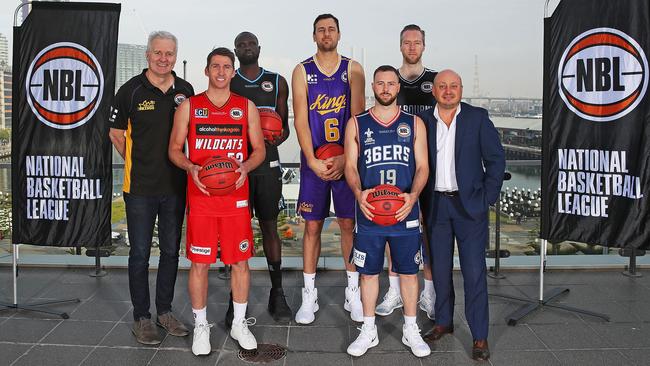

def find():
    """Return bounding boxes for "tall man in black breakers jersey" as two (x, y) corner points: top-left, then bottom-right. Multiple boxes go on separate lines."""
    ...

(230, 31), (292, 323)
(108, 31), (193, 345)
(376, 24), (437, 321)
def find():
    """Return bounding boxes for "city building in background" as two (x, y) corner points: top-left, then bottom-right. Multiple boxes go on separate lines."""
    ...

(115, 43), (147, 90)
(0, 33), (8, 69)
(0, 68), (11, 130)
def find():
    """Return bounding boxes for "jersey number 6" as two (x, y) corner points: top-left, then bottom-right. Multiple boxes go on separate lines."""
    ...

(324, 118), (339, 142)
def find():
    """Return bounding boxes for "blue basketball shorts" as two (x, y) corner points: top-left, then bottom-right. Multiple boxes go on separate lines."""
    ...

(351, 232), (422, 275)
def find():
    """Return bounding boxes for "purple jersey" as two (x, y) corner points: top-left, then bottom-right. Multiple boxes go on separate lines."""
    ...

(301, 55), (352, 150)
(297, 55), (355, 220)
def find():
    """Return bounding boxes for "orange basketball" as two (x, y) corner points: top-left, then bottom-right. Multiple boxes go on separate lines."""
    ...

(366, 184), (405, 226)
(259, 108), (283, 142)
(198, 156), (240, 196)
(315, 143), (344, 168)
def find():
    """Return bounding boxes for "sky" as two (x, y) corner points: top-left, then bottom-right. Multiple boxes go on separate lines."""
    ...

(0, 0), (554, 98)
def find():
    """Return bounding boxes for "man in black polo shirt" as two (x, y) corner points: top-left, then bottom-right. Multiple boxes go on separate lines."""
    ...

(109, 31), (194, 345)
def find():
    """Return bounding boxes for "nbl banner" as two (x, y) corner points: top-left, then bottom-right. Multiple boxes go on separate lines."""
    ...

(11, 2), (120, 247)
(541, 0), (650, 248)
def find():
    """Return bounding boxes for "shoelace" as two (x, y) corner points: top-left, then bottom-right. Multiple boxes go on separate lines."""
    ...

(384, 288), (400, 301)
(355, 325), (376, 342)
(194, 323), (214, 332)
(238, 317), (257, 335)
(404, 324), (426, 345)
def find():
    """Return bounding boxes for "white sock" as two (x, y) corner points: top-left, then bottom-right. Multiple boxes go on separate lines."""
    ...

(233, 301), (247, 323)
(404, 315), (417, 326)
(389, 275), (400, 291)
(364, 316), (376, 328)
(192, 306), (207, 326)
(346, 270), (359, 288)
(424, 279), (434, 295)
(303, 272), (316, 290)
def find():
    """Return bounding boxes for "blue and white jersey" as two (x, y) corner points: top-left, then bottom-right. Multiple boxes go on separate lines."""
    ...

(355, 109), (420, 235)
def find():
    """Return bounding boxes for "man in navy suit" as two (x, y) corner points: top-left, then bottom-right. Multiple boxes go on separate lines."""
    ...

(418, 69), (505, 361)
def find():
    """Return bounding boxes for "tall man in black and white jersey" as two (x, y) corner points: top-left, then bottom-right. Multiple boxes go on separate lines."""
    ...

(230, 31), (292, 324)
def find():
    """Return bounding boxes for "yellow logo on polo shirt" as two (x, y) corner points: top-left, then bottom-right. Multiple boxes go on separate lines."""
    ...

(137, 100), (155, 111)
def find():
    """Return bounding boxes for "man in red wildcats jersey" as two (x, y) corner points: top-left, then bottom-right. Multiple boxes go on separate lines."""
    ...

(168, 47), (265, 356)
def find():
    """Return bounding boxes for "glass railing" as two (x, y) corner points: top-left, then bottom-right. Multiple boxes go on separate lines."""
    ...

(0, 159), (642, 266)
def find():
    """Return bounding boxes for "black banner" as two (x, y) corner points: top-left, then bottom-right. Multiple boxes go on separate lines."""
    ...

(541, 0), (650, 248)
(11, 2), (120, 247)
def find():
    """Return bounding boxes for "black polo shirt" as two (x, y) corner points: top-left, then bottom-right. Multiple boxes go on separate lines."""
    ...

(109, 69), (194, 195)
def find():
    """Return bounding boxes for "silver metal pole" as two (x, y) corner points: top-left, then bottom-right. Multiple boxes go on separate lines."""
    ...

(539, 239), (547, 302)
(12, 244), (18, 305)
(14, 1), (32, 27)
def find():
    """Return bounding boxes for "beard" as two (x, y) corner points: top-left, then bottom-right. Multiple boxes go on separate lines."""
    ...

(237, 53), (259, 66)
(317, 39), (338, 52)
(374, 92), (397, 106)
(404, 53), (422, 65)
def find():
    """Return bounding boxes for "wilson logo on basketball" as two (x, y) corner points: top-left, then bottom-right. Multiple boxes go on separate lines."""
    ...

(371, 189), (399, 198)
(204, 161), (234, 170)
(26, 42), (104, 129)
(558, 28), (648, 122)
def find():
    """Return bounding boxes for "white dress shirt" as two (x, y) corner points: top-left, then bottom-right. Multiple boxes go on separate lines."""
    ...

(434, 104), (462, 192)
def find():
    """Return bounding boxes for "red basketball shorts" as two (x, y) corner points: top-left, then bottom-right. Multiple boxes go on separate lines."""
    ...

(186, 213), (254, 264)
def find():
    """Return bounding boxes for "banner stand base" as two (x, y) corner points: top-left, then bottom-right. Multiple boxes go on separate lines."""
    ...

(490, 287), (609, 326)
(0, 299), (81, 319)
(0, 244), (80, 319)
(622, 270), (643, 278)
(489, 239), (610, 326)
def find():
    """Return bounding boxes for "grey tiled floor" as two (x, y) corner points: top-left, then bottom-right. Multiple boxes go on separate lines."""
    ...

(1, 267), (650, 365)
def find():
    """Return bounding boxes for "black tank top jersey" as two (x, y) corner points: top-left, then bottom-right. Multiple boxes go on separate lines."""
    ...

(397, 68), (437, 115)
(231, 68), (282, 176)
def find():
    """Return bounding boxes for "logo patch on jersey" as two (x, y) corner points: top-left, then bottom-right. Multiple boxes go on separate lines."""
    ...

(239, 240), (250, 252)
(558, 27), (648, 122)
(298, 202), (313, 214)
(309, 94), (347, 115)
(174, 93), (187, 105)
(406, 219), (419, 229)
(397, 123), (411, 138)
(341, 70), (348, 83)
(307, 73), (318, 84)
(194, 108), (209, 118)
(109, 106), (118, 123)
(190, 245), (211, 256)
(196, 124), (243, 136)
(261, 81), (274, 92)
(421, 81), (433, 93)
(363, 128), (375, 145)
(230, 108), (244, 120)
(236, 200), (248, 208)
(137, 100), (155, 111)
(26, 42), (104, 129)
(414, 251), (422, 265)
(353, 249), (366, 267)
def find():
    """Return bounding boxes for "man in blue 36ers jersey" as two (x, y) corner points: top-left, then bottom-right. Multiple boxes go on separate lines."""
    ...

(344, 65), (430, 357)
(292, 13), (366, 324)
(377, 24), (438, 320)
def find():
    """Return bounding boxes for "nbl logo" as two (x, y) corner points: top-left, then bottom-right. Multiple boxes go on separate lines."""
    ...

(26, 42), (104, 129)
(558, 28), (648, 122)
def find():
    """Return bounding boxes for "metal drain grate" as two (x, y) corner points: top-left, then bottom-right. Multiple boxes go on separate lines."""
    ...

(238, 343), (287, 363)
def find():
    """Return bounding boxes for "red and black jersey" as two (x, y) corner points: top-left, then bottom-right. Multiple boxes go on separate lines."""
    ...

(187, 92), (250, 216)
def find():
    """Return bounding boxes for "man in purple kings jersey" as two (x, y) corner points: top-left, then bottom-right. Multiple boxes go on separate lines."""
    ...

(291, 13), (366, 325)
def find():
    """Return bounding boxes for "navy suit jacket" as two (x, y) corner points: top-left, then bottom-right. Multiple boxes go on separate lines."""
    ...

(419, 102), (506, 224)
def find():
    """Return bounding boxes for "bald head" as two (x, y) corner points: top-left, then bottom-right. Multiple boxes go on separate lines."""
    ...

(234, 31), (260, 66)
(433, 69), (463, 110)
(434, 69), (462, 86)
(234, 31), (258, 45)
